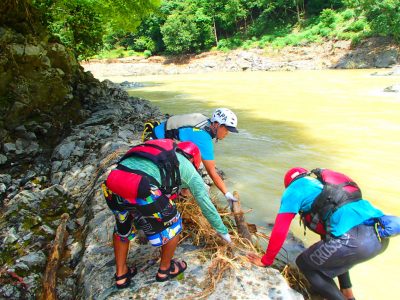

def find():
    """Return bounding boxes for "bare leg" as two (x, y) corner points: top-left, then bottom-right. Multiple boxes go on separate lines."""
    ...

(341, 288), (355, 300)
(113, 234), (130, 285)
(338, 272), (355, 299)
(157, 234), (185, 279)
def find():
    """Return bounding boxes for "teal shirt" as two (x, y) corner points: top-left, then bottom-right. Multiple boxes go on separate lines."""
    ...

(119, 153), (228, 234)
(279, 177), (384, 236)
(154, 122), (215, 160)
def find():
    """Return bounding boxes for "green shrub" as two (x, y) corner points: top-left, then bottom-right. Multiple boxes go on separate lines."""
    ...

(319, 9), (338, 28)
(143, 50), (152, 58)
(341, 9), (355, 21)
(132, 36), (156, 52)
(345, 19), (367, 32)
(217, 37), (243, 50)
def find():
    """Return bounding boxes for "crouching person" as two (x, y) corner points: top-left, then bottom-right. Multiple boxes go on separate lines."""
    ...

(247, 167), (396, 300)
(103, 139), (231, 289)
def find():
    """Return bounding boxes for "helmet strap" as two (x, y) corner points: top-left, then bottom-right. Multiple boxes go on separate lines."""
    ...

(206, 122), (218, 140)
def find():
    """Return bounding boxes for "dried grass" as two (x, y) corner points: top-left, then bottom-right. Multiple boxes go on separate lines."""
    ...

(175, 195), (311, 299)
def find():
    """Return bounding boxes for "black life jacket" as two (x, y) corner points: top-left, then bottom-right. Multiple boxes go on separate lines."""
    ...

(104, 139), (182, 235)
(164, 113), (209, 140)
(117, 139), (182, 195)
(300, 168), (362, 236)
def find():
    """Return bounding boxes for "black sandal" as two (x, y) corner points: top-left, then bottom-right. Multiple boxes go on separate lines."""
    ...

(169, 259), (187, 279)
(156, 259), (187, 282)
(115, 266), (137, 289)
(155, 267), (170, 282)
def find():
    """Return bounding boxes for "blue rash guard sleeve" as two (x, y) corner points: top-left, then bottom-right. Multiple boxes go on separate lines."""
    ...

(154, 123), (214, 160)
(178, 127), (214, 160)
(279, 177), (322, 214)
(154, 122), (166, 139)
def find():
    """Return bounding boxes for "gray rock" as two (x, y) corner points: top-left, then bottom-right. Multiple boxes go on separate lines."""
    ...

(15, 262), (30, 272)
(40, 224), (55, 236)
(70, 241), (83, 262)
(4, 227), (18, 244)
(24, 44), (44, 57)
(0, 154), (7, 164)
(72, 148), (85, 157)
(384, 84), (400, 93)
(0, 174), (12, 185)
(51, 172), (64, 184)
(76, 216), (86, 227)
(25, 141), (40, 155)
(52, 160), (62, 172)
(23, 232), (33, 241)
(375, 49), (399, 68)
(3, 143), (16, 153)
(18, 251), (47, 268)
(0, 284), (19, 298)
(53, 141), (76, 160)
(0, 183), (6, 193)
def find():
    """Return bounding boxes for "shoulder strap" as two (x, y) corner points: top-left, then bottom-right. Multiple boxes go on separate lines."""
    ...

(118, 140), (181, 194)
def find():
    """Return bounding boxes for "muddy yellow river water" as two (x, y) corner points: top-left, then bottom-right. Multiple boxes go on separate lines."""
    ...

(98, 69), (399, 299)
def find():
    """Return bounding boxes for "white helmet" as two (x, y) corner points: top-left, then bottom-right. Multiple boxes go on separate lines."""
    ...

(211, 108), (238, 133)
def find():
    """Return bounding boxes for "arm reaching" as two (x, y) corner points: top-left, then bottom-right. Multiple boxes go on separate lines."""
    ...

(178, 154), (229, 235)
(247, 213), (295, 267)
(202, 159), (228, 195)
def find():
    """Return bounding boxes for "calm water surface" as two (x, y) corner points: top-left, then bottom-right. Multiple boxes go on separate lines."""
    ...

(100, 70), (399, 299)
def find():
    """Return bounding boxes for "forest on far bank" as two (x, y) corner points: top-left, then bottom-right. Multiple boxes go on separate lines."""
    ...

(31, 0), (400, 59)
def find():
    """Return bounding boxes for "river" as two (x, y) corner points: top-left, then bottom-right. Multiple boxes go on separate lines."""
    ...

(97, 70), (399, 299)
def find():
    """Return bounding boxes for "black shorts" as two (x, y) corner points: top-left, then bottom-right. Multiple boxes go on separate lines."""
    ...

(298, 223), (389, 278)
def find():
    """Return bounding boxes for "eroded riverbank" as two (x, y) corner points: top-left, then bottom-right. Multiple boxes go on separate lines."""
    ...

(82, 37), (400, 77)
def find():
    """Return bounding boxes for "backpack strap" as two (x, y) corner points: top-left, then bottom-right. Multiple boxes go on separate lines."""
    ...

(118, 141), (181, 195)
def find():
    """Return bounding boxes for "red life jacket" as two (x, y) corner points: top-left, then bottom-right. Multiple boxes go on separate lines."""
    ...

(116, 139), (181, 196)
(300, 168), (362, 236)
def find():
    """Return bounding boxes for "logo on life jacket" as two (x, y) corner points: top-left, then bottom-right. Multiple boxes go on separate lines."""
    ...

(299, 168), (362, 236)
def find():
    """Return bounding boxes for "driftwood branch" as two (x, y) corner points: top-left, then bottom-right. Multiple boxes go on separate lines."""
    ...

(41, 213), (70, 300)
(231, 191), (253, 243)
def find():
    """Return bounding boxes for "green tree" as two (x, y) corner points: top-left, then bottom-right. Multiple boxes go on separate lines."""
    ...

(161, 4), (214, 53)
(33, 0), (160, 58)
(344, 0), (400, 41)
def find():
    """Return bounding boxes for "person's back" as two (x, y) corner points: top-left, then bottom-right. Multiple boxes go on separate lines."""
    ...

(247, 167), (393, 300)
(281, 173), (384, 237)
(103, 140), (231, 289)
(119, 152), (228, 235)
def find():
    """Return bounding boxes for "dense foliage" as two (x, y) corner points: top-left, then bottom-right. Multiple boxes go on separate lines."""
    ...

(30, 0), (400, 57)
(32, 0), (160, 59)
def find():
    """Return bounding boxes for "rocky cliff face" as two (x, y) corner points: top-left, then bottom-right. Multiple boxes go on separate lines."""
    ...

(0, 0), (90, 147)
(0, 78), (162, 298)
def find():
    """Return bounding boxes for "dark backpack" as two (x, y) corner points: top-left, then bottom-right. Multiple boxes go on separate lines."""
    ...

(300, 168), (362, 235)
(117, 139), (181, 195)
